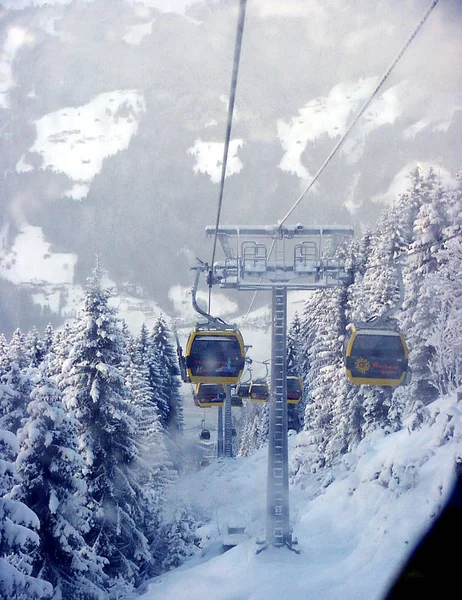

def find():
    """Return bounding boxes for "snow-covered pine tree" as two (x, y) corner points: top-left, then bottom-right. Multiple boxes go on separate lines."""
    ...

(137, 322), (150, 357)
(0, 427), (53, 600)
(48, 323), (73, 382)
(156, 506), (199, 573)
(294, 290), (328, 472)
(361, 212), (404, 320)
(399, 167), (448, 407)
(42, 324), (55, 358)
(0, 332), (10, 377)
(308, 287), (349, 465)
(0, 333), (35, 435)
(149, 315), (184, 433)
(59, 263), (151, 588)
(125, 332), (180, 580)
(287, 313), (304, 432)
(8, 328), (28, 370)
(425, 175), (462, 394)
(137, 323), (170, 432)
(125, 335), (176, 491)
(238, 402), (269, 457)
(25, 327), (46, 369)
(0, 378), (21, 434)
(12, 372), (107, 599)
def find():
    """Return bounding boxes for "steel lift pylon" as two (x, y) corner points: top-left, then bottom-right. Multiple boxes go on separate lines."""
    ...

(206, 223), (353, 549)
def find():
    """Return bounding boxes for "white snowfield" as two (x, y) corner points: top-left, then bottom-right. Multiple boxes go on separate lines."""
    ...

(277, 77), (402, 179)
(188, 139), (245, 184)
(0, 225), (77, 287)
(0, 223), (163, 328)
(17, 90), (146, 200)
(142, 392), (461, 600)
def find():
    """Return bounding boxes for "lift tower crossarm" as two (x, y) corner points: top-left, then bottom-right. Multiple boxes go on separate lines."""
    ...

(206, 224), (354, 239)
(206, 223), (354, 292)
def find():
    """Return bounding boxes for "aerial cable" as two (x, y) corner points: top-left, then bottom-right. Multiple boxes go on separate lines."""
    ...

(242, 238), (276, 324)
(242, 0), (439, 324)
(243, 290), (259, 324)
(208, 0), (248, 313)
(278, 0), (440, 227)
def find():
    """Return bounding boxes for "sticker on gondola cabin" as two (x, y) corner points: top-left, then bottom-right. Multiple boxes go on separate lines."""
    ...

(355, 357), (370, 374)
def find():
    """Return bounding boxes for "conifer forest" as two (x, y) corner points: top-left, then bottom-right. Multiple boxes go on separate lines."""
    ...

(1, 166), (462, 598)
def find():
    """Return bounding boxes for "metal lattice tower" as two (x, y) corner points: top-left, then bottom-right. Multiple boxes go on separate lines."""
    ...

(207, 223), (353, 548)
(267, 286), (289, 545)
(217, 406), (224, 459)
(224, 385), (233, 458)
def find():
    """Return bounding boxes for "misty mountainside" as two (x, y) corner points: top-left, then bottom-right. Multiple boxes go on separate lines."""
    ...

(0, 0), (461, 336)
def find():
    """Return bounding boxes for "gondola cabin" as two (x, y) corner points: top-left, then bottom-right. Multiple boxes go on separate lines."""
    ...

(344, 324), (409, 386)
(194, 383), (226, 408)
(185, 328), (246, 384)
(200, 428), (211, 440)
(199, 418), (211, 440)
(248, 381), (269, 403)
(231, 395), (244, 407)
(287, 376), (303, 404)
(236, 382), (251, 399)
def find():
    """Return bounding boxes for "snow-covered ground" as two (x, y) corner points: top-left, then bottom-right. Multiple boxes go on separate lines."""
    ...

(276, 77), (403, 180)
(16, 90), (146, 200)
(142, 392), (461, 600)
(0, 26), (34, 109)
(0, 223), (163, 328)
(123, 20), (155, 45)
(141, 290), (462, 599)
(187, 139), (245, 184)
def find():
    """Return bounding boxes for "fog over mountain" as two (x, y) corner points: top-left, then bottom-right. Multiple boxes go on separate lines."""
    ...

(0, 0), (460, 336)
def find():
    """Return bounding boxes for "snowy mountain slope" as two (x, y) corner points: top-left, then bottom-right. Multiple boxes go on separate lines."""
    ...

(0, 0), (460, 336)
(142, 392), (461, 600)
(0, 223), (163, 329)
(17, 90), (146, 200)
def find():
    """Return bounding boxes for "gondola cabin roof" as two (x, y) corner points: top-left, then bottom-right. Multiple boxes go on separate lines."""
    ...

(345, 324), (409, 387)
(287, 375), (303, 404)
(194, 383), (226, 408)
(185, 327), (246, 385)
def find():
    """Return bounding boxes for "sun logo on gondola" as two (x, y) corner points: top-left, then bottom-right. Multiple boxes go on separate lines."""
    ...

(355, 357), (370, 374)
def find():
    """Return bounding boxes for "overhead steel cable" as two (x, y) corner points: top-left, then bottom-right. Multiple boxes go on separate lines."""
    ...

(278, 0), (440, 227)
(208, 0), (248, 313)
(240, 0), (440, 324)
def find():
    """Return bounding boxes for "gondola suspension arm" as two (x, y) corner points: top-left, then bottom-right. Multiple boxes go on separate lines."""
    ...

(191, 261), (226, 327)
